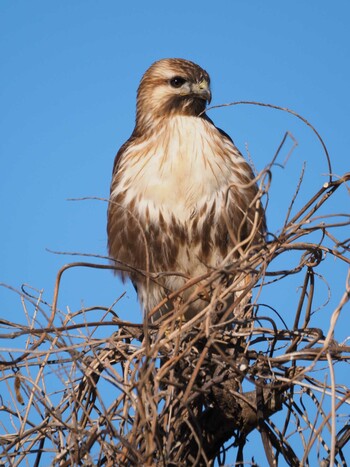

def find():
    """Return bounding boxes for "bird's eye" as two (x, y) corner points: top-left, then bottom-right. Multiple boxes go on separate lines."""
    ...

(170, 76), (186, 88)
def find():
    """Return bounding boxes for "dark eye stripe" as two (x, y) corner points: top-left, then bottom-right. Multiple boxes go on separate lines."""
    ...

(170, 76), (186, 88)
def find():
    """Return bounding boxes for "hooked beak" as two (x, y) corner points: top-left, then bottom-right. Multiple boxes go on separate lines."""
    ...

(191, 80), (212, 104)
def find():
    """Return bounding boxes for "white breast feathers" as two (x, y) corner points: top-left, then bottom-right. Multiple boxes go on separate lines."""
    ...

(111, 115), (247, 223)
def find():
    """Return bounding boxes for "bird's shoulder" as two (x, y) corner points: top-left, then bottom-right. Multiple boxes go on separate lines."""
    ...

(203, 114), (239, 148)
(111, 132), (137, 178)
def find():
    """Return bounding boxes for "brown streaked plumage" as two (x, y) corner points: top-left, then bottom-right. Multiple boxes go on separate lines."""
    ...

(107, 58), (265, 320)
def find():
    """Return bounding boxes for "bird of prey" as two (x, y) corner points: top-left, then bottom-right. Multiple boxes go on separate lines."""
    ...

(107, 58), (265, 321)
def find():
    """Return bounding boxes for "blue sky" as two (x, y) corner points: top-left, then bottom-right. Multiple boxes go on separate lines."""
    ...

(1, 1), (349, 464)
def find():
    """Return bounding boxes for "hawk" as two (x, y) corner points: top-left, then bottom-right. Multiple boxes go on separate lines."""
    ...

(107, 58), (265, 321)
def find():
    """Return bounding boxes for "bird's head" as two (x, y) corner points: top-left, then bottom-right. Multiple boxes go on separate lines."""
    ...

(135, 58), (211, 132)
